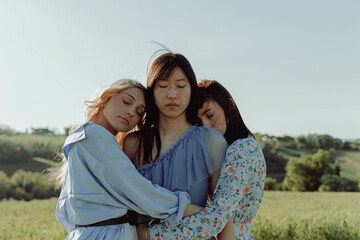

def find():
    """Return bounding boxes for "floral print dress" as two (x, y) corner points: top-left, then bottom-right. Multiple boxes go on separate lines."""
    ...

(149, 136), (266, 240)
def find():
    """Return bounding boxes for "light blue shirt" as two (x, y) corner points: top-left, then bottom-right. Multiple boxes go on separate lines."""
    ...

(56, 122), (190, 240)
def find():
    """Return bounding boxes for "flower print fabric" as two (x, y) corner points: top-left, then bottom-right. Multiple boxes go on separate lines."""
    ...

(149, 136), (266, 240)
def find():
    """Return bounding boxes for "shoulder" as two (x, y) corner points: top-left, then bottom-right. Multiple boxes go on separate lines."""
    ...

(83, 122), (111, 138)
(123, 131), (141, 164)
(63, 122), (107, 148)
(123, 131), (141, 145)
(71, 122), (119, 150)
(63, 122), (117, 158)
(201, 126), (227, 146)
(199, 127), (228, 157)
(227, 136), (262, 155)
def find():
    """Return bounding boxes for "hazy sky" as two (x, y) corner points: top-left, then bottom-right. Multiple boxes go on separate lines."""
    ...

(1, 0), (359, 139)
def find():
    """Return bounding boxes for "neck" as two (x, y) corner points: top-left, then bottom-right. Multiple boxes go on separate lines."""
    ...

(92, 113), (117, 136)
(158, 113), (192, 139)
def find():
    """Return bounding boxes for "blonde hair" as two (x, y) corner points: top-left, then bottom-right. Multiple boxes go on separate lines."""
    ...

(50, 79), (146, 189)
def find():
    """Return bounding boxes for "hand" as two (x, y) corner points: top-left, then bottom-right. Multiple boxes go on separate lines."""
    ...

(136, 223), (149, 240)
(183, 203), (204, 217)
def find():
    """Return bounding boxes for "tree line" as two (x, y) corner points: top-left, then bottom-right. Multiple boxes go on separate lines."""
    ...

(0, 126), (359, 201)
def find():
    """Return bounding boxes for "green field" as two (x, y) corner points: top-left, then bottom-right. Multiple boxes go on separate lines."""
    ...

(334, 150), (360, 180)
(1, 192), (359, 240)
(253, 191), (360, 240)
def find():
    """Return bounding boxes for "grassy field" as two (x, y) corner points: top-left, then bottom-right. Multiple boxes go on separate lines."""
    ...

(1, 192), (359, 240)
(334, 150), (360, 180)
(252, 191), (360, 240)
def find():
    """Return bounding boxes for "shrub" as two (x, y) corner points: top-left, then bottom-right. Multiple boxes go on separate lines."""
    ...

(319, 174), (358, 192)
(265, 177), (277, 190)
(283, 150), (331, 191)
(8, 170), (59, 200)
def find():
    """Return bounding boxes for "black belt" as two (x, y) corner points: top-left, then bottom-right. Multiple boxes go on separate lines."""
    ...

(75, 214), (131, 228)
(74, 211), (149, 228)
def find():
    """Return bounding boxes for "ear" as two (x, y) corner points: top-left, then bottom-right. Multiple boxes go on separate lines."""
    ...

(229, 98), (235, 106)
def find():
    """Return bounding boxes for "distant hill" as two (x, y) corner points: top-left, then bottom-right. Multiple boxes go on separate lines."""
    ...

(266, 148), (360, 182)
(0, 132), (359, 183)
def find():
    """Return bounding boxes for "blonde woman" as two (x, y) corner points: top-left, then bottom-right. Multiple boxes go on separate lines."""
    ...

(54, 79), (201, 240)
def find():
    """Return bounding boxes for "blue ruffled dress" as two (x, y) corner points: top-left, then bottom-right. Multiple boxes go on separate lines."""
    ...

(138, 126), (227, 207)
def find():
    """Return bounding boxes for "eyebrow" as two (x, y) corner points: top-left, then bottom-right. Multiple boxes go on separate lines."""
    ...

(176, 78), (186, 82)
(157, 78), (187, 82)
(125, 93), (146, 109)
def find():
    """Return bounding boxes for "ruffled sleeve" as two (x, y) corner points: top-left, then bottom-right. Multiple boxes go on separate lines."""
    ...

(204, 127), (228, 171)
(138, 126), (224, 194)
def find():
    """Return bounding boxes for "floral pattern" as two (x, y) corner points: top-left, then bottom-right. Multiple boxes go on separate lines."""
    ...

(150, 136), (266, 240)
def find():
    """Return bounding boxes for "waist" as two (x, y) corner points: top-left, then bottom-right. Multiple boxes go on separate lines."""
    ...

(75, 213), (134, 228)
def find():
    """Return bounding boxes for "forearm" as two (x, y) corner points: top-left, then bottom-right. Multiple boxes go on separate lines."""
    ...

(217, 216), (235, 240)
(209, 168), (221, 196)
(150, 196), (237, 239)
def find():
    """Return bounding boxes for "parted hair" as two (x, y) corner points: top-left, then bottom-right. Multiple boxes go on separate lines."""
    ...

(139, 52), (198, 164)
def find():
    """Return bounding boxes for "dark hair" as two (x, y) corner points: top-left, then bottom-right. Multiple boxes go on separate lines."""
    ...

(140, 52), (198, 164)
(198, 80), (254, 145)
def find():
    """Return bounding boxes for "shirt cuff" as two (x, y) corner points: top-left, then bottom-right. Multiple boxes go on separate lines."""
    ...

(161, 191), (190, 225)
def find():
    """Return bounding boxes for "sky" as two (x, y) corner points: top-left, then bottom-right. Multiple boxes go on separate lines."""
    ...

(1, 0), (359, 139)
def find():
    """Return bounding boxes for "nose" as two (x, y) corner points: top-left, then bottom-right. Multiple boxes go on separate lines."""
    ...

(167, 87), (177, 99)
(127, 107), (135, 117)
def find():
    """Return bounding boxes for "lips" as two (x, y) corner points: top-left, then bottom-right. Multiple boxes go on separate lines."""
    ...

(166, 103), (179, 107)
(119, 116), (129, 125)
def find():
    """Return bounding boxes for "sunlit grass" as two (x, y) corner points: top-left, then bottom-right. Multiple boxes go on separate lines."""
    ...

(0, 198), (67, 240)
(2, 192), (359, 239)
(252, 191), (360, 240)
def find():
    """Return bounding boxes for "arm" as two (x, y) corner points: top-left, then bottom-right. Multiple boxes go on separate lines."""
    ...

(137, 204), (204, 240)
(123, 131), (141, 168)
(149, 140), (259, 239)
(217, 216), (234, 240)
(82, 126), (191, 225)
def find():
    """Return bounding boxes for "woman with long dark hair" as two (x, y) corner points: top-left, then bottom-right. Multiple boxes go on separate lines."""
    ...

(124, 53), (228, 209)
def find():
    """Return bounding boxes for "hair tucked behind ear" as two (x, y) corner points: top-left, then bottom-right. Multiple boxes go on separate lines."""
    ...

(49, 79), (146, 189)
